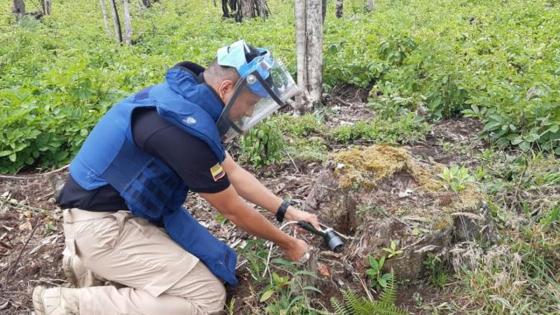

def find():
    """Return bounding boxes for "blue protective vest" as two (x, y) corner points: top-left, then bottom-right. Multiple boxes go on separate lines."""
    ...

(69, 64), (238, 286)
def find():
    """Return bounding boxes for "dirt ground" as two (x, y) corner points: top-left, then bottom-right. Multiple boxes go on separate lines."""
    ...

(0, 88), (485, 314)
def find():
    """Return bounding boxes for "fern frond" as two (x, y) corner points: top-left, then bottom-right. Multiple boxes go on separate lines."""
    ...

(374, 302), (409, 315)
(379, 273), (396, 304)
(353, 300), (378, 315)
(331, 296), (351, 315)
(331, 286), (409, 315)
(343, 290), (367, 313)
(354, 301), (408, 315)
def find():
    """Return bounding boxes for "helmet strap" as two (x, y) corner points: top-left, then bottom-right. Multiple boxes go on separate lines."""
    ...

(216, 77), (248, 137)
(253, 71), (285, 107)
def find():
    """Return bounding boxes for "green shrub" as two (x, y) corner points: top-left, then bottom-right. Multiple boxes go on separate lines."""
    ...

(438, 165), (475, 193)
(240, 119), (285, 167)
(273, 113), (325, 137)
(423, 254), (449, 288)
(331, 111), (430, 144)
(2, 0), (560, 173)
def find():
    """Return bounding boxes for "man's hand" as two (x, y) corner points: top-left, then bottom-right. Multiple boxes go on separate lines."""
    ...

(281, 237), (309, 262)
(285, 207), (321, 230)
(222, 153), (323, 230)
(202, 187), (314, 262)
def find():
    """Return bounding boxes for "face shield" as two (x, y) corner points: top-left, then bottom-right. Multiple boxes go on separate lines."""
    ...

(215, 41), (299, 141)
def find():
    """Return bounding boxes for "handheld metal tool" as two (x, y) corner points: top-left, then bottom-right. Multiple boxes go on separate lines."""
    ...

(297, 220), (344, 253)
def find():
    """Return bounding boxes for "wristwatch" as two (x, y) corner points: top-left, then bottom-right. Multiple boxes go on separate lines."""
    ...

(275, 200), (290, 223)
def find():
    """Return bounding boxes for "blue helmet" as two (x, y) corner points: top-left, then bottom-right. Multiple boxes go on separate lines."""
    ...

(216, 40), (272, 98)
(215, 40), (299, 140)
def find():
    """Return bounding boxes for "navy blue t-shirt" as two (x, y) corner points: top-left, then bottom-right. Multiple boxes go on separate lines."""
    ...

(57, 108), (230, 211)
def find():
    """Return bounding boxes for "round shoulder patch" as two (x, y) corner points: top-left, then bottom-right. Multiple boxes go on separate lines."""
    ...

(183, 116), (197, 125)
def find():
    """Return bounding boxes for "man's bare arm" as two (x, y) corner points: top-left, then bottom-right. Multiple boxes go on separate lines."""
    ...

(199, 185), (307, 261)
(221, 152), (320, 228)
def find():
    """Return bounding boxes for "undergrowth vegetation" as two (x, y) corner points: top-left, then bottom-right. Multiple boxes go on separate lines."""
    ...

(452, 152), (560, 314)
(1, 0), (559, 172)
(1, 0), (559, 313)
(330, 112), (429, 144)
(240, 119), (285, 167)
(331, 277), (407, 315)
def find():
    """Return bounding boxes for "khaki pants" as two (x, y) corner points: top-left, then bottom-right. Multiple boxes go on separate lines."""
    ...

(63, 208), (226, 315)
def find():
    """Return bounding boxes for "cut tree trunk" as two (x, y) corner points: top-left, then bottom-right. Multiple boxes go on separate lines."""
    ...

(256, 0), (269, 18)
(13, 0), (25, 22)
(321, 0), (326, 22)
(42, 0), (51, 15)
(336, 0), (343, 18)
(295, 0), (307, 106)
(366, 0), (374, 12)
(306, 0), (323, 105)
(99, 0), (111, 36)
(222, 0), (268, 21)
(109, 0), (123, 43)
(295, 0), (324, 112)
(239, 0), (255, 19)
(140, 0), (158, 8)
(122, 0), (132, 45)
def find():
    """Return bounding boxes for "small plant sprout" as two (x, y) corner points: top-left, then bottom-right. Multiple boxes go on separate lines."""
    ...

(260, 259), (322, 314)
(383, 240), (403, 258)
(423, 254), (448, 288)
(438, 165), (474, 192)
(382, 240), (403, 258)
(260, 272), (290, 303)
(366, 255), (393, 289)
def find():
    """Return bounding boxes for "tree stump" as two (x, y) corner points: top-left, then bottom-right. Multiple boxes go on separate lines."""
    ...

(303, 145), (495, 280)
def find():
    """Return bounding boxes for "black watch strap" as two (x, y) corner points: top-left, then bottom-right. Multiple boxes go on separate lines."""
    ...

(275, 200), (290, 223)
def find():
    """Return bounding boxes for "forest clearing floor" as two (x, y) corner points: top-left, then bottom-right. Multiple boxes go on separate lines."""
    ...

(0, 88), (558, 314)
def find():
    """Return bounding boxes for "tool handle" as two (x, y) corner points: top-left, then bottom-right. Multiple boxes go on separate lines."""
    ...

(297, 220), (324, 236)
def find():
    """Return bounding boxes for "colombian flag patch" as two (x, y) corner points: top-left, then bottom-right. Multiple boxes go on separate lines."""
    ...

(210, 163), (226, 182)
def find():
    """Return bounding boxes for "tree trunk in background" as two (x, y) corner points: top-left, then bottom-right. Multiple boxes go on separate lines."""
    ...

(306, 0), (323, 106)
(336, 0), (343, 18)
(240, 0), (255, 20)
(256, 0), (269, 18)
(295, 0), (308, 112)
(322, 0), (326, 22)
(221, 0), (232, 18)
(122, 0), (132, 45)
(366, 0), (374, 12)
(13, 0), (25, 21)
(222, 0), (268, 21)
(99, 0), (111, 36)
(42, 0), (51, 15)
(295, 0), (324, 112)
(141, 0), (158, 8)
(109, 0), (123, 43)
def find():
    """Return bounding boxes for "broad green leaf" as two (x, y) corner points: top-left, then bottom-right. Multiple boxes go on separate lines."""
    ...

(0, 151), (12, 158)
(259, 289), (275, 303)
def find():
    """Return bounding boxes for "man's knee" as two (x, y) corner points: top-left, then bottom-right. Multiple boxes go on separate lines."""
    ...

(168, 263), (226, 313)
(200, 278), (226, 314)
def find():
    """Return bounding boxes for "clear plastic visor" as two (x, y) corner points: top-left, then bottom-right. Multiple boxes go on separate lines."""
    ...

(229, 59), (299, 133)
